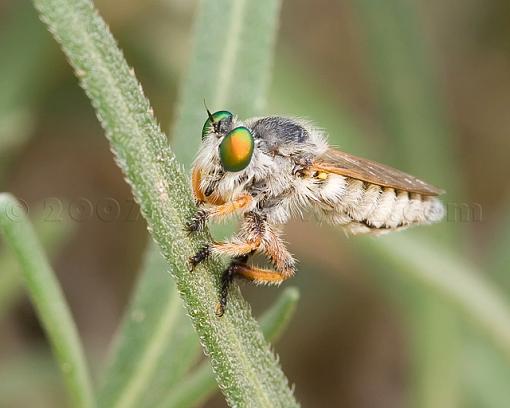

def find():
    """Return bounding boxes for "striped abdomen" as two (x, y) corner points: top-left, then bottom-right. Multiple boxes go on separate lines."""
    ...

(317, 175), (444, 235)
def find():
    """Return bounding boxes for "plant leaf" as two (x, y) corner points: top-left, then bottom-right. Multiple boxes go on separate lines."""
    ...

(461, 334), (510, 408)
(257, 286), (300, 342)
(0, 193), (95, 408)
(159, 286), (300, 408)
(0, 206), (73, 320)
(98, 243), (199, 408)
(31, 0), (298, 406)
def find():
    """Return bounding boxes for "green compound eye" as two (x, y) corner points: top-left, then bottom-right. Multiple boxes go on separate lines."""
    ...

(202, 110), (233, 139)
(219, 127), (254, 172)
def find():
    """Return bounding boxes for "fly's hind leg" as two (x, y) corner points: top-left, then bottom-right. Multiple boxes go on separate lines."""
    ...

(217, 253), (251, 317)
(216, 262), (294, 317)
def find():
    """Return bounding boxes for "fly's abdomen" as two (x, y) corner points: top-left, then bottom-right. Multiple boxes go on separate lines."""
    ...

(318, 177), (444, 235)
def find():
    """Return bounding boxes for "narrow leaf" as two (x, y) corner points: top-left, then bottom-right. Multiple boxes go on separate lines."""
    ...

(98, 243), (198, 408)
(0, 207), (73, 320)
(0, 193), (95, 408)
(462, 335), (510, 408)
(258, 286), (300, 342)
(99, 1), (285, 402)
(160, 286), (300, 408)
(32, 0), (298, 406)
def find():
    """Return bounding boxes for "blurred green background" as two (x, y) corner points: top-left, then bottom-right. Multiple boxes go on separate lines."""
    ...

(1, 0), (510, 407)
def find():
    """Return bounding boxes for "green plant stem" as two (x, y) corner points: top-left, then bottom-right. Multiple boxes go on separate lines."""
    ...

(160, 286), (300, 408)
(0, 193), (95, 408)
(0, 255), (22, 316)
(99, 243), (198, 408)
(32, 0), (297, 406)
(0, 208), (73, 320)
(100, 1), (285, 403)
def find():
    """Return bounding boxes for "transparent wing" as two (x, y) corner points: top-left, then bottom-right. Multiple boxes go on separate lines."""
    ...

(313, 148), (444, 196)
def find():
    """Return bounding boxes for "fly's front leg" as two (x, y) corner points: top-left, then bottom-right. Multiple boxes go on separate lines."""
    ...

(186, 194), (254, 269)
(185, 193), (253, 234)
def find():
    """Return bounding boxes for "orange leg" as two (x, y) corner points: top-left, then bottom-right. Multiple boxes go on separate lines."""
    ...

(261, 223), (296, 277)
(185, 193), (253, 233)
(189, 238), (261, 271)
(191, 167), (206, 203)
(191, 167), (227, 206)
(234, 264), (293, 284)
(209, 194), (253, 218)
(211, 238), (261, 258)
(188, 210), (262, 271)
(214, 216), (296, 316)
(187, 210), (296, 316)
(216, 262), (294, 317)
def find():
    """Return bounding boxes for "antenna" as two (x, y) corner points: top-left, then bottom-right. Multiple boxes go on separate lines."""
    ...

(203, 99), (219, 132)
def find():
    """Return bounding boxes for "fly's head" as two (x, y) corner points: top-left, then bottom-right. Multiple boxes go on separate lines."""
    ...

(193, 108), (268, 203)
(195, 108), (256, 173)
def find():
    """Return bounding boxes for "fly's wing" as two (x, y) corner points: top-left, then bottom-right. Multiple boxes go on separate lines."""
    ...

(314, 148), (444, 196)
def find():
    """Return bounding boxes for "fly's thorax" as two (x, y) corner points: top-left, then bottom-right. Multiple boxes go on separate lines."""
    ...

(250, 162), (336, 224)
(245, 116), (328, 158)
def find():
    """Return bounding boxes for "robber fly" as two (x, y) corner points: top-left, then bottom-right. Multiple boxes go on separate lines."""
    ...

(187, 109), (445, 316)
